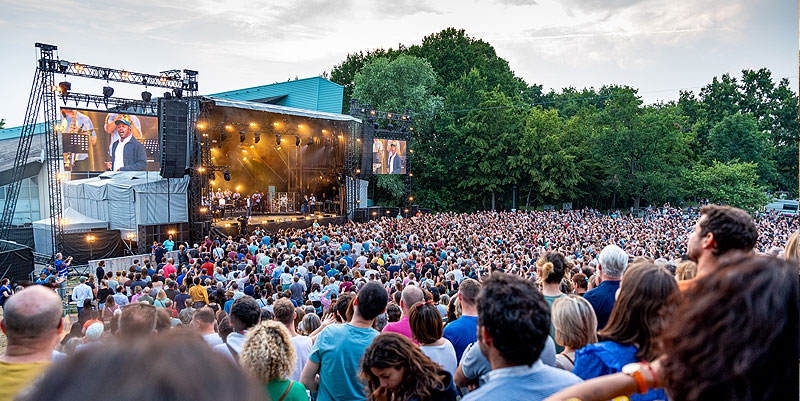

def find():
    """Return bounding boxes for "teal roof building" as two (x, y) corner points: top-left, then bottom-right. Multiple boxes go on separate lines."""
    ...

(209, 76), (344, 114)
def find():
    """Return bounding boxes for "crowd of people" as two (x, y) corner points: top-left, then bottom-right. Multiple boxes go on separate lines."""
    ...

(0, 205), (797, 401)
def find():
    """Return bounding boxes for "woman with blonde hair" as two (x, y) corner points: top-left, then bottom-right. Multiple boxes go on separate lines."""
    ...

(551, 295), (598, 371)
(153, 290), (168, 308)
(784, 230), (799, 262)
(239, 320), (309, 401)
(674, 260), (697, 281)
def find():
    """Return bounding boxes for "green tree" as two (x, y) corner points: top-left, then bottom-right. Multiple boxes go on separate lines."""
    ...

(707, 113), (773, 187)
(0, 119), (5, 129)
(685, 160), (769, 211)
(459, 88), (521, 210)
(510, 107), (582, 208)
(597, 88), (691, 208)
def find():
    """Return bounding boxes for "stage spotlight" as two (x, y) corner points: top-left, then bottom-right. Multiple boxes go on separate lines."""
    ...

(298, 124), (304, 129)
(275, 134), (281, 145)
(254, 131), (260, 143)
(249, 122), (256, 128)
(387, 113), (392, 118)
(102, 86), (114, 98)
(58, 81), (71, 94)
(409, 127), (414, 131)
(173, 88), (183, 98)
(239, 130), (246, 142)
(141, 90), (152, 102)
(322, 129), (327, 134)
(220, 132), (227, 142)
(163, 91), (172, 99)
(224, 171), (231, 181)
(295, 135), (301, 146)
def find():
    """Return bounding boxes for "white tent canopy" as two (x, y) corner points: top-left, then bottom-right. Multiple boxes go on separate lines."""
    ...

(33, 207), (108, 232)
(33, 207), (109, 254)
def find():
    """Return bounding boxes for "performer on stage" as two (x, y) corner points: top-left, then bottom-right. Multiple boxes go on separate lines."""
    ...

(109, 116), (147, 171)
(387, 142), (402, 174)
(104, 113), (142, 156)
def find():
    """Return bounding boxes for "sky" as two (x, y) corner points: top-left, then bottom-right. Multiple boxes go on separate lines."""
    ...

(0, 0), (797, 127)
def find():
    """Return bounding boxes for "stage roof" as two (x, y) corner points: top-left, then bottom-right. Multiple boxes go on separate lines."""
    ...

(208, 76), (344, 114)
(206, 96), (362, 123)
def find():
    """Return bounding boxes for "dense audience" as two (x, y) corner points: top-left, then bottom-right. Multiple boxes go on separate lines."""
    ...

(0, 205), (797, 401)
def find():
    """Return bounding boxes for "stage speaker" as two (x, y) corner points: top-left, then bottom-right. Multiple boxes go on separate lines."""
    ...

(360, 122), (374, 179)
(159, 99), (191, 178)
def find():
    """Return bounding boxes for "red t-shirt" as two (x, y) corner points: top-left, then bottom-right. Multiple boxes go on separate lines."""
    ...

(201, 262), (215, 277)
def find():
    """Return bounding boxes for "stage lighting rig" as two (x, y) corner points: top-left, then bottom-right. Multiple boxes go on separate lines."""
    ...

(254, 131), (260, 143)
(102, 86), (114, 98)
(296, 135), (301, 147)
(224, 170), (231, 181)
(58, 81), (71, 94)
(275, 134), (281, 145)
(220, 131), (227, 141)
(141, 90), (152, 102)
(239, 130), (246, 142)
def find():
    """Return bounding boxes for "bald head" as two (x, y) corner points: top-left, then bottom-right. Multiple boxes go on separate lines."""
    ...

(400, 285), (424, 314)
(1, 285), (63, 340)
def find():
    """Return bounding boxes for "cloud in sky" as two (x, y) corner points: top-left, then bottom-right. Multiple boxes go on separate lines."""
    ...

(0, 0), (795, 126)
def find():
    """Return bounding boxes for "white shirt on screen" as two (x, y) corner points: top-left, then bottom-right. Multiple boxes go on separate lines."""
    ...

(113, 135), (132, 171)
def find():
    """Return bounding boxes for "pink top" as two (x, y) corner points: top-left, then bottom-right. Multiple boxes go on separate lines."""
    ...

(382, 315), (418, 344)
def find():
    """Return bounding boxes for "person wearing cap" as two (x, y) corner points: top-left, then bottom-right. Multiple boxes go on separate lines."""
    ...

(76, 322), (104, 352)
(104, 112), (142, 153)
(71, 277), (93, 316)
(109, 115), (147, 172)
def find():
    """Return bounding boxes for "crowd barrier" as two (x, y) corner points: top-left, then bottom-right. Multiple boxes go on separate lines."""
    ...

(88, 250), (181, 274)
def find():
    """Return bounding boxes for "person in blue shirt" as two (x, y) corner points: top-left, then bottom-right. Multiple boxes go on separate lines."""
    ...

(460, 273), (581, 401)
(163, 236), (175, 252)
(583, 245), (628, 329)
(443, 278), (481, 362)
(572, 264), (677, 401)
(300, 281), (388, 401)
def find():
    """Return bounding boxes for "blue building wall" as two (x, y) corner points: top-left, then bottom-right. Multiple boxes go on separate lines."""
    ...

(209, 77), (344, 114)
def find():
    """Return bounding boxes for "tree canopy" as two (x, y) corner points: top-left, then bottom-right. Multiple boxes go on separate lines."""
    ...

(331, 28), (798, 212)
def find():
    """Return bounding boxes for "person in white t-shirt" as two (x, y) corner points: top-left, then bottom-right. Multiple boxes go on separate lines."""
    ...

(409, 300), (458, 377)
(192, 307), (223, 348)
(273, 299), (312, 381)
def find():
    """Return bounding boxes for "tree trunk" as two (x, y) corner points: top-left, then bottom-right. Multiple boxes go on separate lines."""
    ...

(491, 191), (496, 210)
(633, 195), (641, 210)
(525, 186), (532, 210)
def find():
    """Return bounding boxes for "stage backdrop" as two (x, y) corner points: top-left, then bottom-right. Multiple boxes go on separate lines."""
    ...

(372, 139), (406, 174)
(59, 108), (160, 172)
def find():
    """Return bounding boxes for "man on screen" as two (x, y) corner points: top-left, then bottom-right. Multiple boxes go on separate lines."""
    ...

(387, 142), (402, 174)
(110, 115), (147, 171)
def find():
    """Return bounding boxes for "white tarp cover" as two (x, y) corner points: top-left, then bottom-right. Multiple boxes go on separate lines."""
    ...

(33, 207), (109, 254)
(63, 171), (188, 231)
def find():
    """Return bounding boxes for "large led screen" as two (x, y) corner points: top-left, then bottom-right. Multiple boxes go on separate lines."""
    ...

(371, 139), (406, 174)
(59, 108), (160, 172)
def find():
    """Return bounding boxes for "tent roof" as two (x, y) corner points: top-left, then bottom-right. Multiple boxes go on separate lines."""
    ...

(32, 207), (108, 230)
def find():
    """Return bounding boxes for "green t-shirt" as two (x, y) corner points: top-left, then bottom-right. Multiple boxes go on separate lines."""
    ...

(544, 293), (566, 353)
(265, 379), (308, 401)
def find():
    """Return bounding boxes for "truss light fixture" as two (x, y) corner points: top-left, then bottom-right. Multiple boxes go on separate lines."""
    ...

(141, 90), (152, 102)
(102, 86), (114, 98)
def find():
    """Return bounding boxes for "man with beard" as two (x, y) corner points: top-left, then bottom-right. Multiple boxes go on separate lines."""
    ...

(681, 204), (757, 291)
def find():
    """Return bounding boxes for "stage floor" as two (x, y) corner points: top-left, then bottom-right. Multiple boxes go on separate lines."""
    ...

(213, 213), (340, 227)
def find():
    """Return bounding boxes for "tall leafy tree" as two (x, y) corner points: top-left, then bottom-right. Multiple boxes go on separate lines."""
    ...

(707, 113), (774, 187)
(685, 160), (769, 211)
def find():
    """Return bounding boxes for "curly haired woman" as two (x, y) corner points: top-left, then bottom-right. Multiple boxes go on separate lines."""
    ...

(239, 320), (309, 401)
(361, 332), (458, 401)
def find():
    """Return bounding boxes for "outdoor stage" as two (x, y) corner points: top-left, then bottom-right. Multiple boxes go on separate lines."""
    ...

(211, 213), (348, 236)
